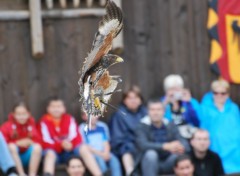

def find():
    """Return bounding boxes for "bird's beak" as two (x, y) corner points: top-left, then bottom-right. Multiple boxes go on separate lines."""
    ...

(116, 57), (124, 63)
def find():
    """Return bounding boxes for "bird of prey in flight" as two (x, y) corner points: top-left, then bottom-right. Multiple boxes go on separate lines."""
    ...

(78, 0), (124, 131)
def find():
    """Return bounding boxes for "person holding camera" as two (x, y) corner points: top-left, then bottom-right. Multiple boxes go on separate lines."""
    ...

(161, 75), (200, 139)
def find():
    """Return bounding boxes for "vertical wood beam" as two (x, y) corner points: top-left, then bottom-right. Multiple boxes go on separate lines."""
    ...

(60, 0), (67, 8)
(73, 0), (80, 8)
(46, 0), (53, 9)
(29, 0), (44, 58)
(86, 0), (93, 8)
(99, 0), (106, 6)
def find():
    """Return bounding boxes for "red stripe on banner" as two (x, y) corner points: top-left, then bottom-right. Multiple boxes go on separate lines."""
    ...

(217, 0), (240, 82)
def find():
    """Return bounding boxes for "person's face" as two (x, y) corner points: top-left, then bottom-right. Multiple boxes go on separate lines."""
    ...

(148, 103), (164, 123)
(67, 159), (85, 176)
(123, 91), (142, 111)
(13, 106), (30, 125)
(47, 100), (66, 118)
(212, 86), (229, 105)
(191, 131), (210, 153)
(174, 160), (194, 176)
(166, 86), (183, 101)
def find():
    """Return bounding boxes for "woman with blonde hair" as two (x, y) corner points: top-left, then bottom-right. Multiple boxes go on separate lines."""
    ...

(200, 79), (240, 174)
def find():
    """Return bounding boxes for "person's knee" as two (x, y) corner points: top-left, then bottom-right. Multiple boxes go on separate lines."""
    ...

(143, 150), (158, 162)
(8, 143), (18, 153)
(79, 144), (91, 155)
(32, 143), (42, 154)
(45, 150), (56, 161)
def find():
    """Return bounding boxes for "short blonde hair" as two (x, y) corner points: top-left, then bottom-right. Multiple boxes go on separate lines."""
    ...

(164, 74), (184, 91)
(211, 79), (230, 92)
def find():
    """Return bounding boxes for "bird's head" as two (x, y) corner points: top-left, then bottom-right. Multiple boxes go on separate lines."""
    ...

(102, 54), (124, 68)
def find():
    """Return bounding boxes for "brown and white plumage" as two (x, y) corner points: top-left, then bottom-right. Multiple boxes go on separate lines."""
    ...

(78, 0), (124, 130)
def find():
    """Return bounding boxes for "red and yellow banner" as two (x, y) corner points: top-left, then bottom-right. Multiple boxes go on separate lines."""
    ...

(208, 0), (240, 83)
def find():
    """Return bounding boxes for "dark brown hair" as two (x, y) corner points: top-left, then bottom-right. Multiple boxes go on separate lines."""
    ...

(122, 85), (144, 103)
(12, 102), (30, 112)
(66, 156), (85, 167)
(174, 154), (193, 167)
(45, 96), (64, 108)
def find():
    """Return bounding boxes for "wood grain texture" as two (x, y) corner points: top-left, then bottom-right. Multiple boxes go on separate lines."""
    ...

(0, 0), (239, 124)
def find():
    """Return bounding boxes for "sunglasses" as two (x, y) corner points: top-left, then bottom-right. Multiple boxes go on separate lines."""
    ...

(213, 91), (228, 96)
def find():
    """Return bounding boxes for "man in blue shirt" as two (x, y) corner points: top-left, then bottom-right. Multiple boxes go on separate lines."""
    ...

(79, 114), (122, 176)
(135, 99), (190, 176)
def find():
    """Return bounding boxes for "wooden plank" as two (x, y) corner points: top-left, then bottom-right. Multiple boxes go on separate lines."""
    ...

(29, 0), (44, 58)
(0, 9), (106, 21)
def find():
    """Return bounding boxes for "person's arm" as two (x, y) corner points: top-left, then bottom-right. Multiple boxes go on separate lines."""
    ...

(109, 112), (128, 148)
(214, 154), (225, 175)
(38, 122), (62, 153)
(67, 117), (82, 150)
(184, 100), (200, 127)
(170, 123), (190, 152)
(89, 141), (111, 161)
(135, 123), (164, 152)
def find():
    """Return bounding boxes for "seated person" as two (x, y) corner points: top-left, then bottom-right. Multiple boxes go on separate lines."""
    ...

(109, 86), (147, 175)
(200, 79), (240, 174)
(38, 97), (102, 176)
(66, 156), (85, 176)
(161, 74), (200, 139)
(79, 113), (122, 176)
(0, 132), (17, 176)
(174, 155), (194, 176)
(1, 102), (42, 176)
(135, 99), (190, 176)
(190, 129), (224, 176)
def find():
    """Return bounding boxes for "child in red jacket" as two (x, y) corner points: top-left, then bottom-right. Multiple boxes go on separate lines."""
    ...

(38, 97), (102, 176)
(1, 102), (42, 176)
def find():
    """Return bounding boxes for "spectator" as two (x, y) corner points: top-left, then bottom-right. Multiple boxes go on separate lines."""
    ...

(66, 156), (85, 176)
(174, 155), (194, 176)
(0, 132), (18, 176)
(38, 97), (102, 176)
(200, 79), (240, 174)
(190, 129), (224, 176)
(1, 102), (42, 176)
(135, 99), (190, 176)
(79, 113), (122, 176)
(161, 74), (200, 139)
(109, 86), (147, 175)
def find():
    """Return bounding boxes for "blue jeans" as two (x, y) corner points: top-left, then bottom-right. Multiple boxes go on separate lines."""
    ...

(95, 153), (122, 176)
(141, 150), (178, 176)
(43, 145), (80, 164)
(0, 133), (15, 173)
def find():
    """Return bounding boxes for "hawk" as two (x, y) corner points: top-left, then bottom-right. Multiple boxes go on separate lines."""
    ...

(78, 0), (124, 130)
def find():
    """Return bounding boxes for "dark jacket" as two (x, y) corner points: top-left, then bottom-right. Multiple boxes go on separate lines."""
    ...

(109, 104), (147, 156)
(132, 116), (190, 174)
(190, 150), (224, 176)
(135, 116), (190, 153)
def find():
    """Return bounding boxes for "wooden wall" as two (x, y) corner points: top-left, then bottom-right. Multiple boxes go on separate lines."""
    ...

(0, 0), (240, 123)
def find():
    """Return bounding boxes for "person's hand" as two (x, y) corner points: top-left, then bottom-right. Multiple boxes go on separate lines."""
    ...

(89, 146), (110, 161)
(61, 140), (73, 151)
(162, 141), (185, 154)
(182, 89), (192, 102)
(163, 90), (175, 105)
(16, 138), (33, 148)
(171, 141), (185, 154)
(101, 152), (111, 161)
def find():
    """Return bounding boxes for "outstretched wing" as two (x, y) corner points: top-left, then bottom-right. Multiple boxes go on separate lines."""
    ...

(79, 1), (123, 97)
